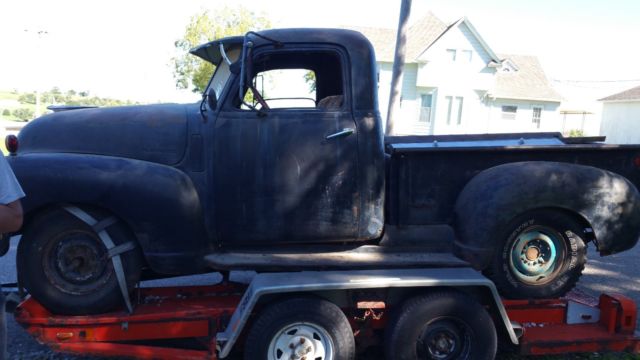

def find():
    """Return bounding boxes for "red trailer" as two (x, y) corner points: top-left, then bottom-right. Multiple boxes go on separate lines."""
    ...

(13, 268), (640, 359)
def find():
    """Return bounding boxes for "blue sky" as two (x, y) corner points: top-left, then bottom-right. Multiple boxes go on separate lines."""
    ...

(1, 0), (638, 102)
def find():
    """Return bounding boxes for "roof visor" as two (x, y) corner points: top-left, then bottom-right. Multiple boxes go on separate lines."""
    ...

(189, 36), (244, 64)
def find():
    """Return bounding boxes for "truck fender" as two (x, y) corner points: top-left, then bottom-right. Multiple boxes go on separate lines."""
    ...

(453, 161), (640, 269)
(9, 153), (210, 275)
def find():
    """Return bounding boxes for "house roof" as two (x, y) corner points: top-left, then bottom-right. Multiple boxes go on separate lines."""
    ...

(490, 54), (562, 103)
(354, 12), (560, 103)
(599, 85), (640, 102)
(355, 12), (448, 62)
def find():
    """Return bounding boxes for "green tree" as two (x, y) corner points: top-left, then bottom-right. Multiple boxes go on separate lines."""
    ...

(18, 92), (36, 104)
(172, 6), (270, 93)
(568, 129), (585, 137)
(13, 108), (34, 121)
(2, 109), (10, 116)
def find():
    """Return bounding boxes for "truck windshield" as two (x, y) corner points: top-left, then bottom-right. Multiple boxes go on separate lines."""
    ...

(207, 48), (241, 99)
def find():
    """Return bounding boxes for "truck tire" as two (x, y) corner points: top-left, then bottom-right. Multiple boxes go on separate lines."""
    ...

(244, 297), (355, 360)
(17, 207), (142, 315)
(385, 290), (497, 360)
(485, 209), (587, 299)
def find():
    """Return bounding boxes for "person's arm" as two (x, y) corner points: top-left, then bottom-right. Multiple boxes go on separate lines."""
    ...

(0, 200), (23, 233)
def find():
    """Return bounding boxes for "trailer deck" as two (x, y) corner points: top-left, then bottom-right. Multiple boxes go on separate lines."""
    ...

(13, 272), (640, 359)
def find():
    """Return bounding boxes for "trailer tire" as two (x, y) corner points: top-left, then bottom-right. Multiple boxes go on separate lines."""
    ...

(244, 297), (355, 360)
(385, 290), (497, 360)
(485, 209), (587, 299)
(17, 207), (142, 315)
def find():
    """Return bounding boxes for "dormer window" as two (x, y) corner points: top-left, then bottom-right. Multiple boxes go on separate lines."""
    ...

(462, 50), (472, 62)
(446, 49), (457, 61)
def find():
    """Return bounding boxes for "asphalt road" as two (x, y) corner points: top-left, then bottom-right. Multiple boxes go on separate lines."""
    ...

(2, 236), (639, 359)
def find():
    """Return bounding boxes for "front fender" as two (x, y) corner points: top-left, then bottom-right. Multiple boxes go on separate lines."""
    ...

(454, 161), (640, 269)
(7, 153), (210, 275)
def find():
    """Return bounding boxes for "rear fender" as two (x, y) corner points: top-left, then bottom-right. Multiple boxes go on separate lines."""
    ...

(8, 153), (210, 275)
(454, 161), (640, 269)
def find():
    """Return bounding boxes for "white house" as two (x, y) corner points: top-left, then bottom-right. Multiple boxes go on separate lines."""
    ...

(599, 85), (640, 144)
(356, 13), (562, 135)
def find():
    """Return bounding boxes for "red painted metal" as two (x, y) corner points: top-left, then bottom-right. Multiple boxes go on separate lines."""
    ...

(14, 284), (640, 358)
(504, 293), (640, 355)
(15, 284), (244, 360)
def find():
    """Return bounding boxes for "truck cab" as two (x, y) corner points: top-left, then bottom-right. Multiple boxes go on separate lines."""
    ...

(192, 29), (385, 246)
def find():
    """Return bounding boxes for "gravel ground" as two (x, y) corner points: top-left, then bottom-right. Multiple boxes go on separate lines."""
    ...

(2, 236), (639, 359)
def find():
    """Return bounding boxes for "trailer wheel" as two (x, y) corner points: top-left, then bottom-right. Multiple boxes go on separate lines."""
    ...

(485, 209), (587, 299)
(17, 207), (142, 315)
(244, 297), (355, 360)
(385, 290), (497, 360)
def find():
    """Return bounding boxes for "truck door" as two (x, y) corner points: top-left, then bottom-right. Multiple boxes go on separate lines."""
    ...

(212, 47), (360, 245)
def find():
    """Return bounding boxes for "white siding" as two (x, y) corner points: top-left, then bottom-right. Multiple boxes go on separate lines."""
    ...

(378, 62), (423, 135)
(487, 99), (560, 133)
(373, 21), (561, 136)
(600, 101), (640, 144)
(415, 22), (495, 91)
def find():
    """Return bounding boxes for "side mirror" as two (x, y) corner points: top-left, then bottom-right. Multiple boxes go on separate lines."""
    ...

(207, 88), (218, 110)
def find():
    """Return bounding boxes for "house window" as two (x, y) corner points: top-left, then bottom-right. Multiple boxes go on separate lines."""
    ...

(419, 94), (433, 123)
(445, 96), (464, 125)
(532, 107), (542, 128)
(445, 96), (453, 124)
(455, 97), (464, 124)
(462, 50), (472, 62)
(446, 49), (457, 62)
(501, 105), (518, 120)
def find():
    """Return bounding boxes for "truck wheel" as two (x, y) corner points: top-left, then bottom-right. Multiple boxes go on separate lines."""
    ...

(17, 207), (142, 315)
(244, 297), (355, 360)
(385, 290), (497, 360)
(485, 209), (587, 299)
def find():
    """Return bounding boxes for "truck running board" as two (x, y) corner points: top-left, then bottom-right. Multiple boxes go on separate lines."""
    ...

(204, 245), (469, 271)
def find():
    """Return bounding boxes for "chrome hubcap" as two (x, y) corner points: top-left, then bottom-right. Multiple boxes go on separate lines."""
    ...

(268, 322), (334, 360)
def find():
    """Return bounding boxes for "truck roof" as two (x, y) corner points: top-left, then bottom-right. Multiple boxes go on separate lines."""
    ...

(190, 28), (373, 64)
(190, 28), (379, 111)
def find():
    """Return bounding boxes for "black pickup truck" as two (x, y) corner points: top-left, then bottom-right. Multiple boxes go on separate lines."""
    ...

(6, 28), (640, 315)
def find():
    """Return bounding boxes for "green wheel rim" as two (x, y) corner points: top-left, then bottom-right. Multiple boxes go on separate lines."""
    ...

(509, 226), (566, 285)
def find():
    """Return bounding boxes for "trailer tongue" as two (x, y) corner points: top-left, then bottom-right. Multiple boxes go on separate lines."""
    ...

(13, 269), (640, 359)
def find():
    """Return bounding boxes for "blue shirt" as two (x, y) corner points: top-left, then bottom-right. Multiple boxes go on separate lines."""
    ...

(0, 155), (24, 205)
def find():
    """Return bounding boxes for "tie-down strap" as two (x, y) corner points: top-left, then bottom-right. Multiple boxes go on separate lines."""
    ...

(63, 206), (136, 313)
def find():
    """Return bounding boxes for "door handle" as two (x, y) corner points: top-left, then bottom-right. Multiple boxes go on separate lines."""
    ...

(325, 128), (355, 140)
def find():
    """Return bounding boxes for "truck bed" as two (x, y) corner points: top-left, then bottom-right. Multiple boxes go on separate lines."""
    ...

(384, 132), (640, 226)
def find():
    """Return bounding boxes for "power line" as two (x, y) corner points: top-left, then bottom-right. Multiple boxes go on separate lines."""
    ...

(552, 79), (640, 83)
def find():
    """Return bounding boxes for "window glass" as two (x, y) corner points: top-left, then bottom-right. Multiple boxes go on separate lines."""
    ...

(251, 69), (316, 108)
(238, 50), (343, 111)
(532, 107), (542, 128)
(419, 94), (433, 123)
(502, 105), (518, 120)
(462, 50), (473, 62)
(455, 96), (464, 124)
(446, 49), (457, 62)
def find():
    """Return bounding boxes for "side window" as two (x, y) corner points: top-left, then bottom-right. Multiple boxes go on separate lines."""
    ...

(237, 49), (344, 111)
(244, 69), (316, 109)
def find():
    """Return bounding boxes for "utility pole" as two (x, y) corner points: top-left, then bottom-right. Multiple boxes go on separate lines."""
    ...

(386, 0), (412, 135)
(24, 29), (49, 118)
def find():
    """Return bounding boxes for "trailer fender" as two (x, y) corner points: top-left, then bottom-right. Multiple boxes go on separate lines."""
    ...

(215, 268), (518, 358)
(454, 161), (640, 269)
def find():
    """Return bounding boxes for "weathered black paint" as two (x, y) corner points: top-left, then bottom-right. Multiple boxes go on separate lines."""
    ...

(6, 28), (640, 277)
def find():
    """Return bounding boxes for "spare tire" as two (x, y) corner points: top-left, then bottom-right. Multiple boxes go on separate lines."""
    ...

(17, 207), (142, 315)
(484, 209), (587, 299)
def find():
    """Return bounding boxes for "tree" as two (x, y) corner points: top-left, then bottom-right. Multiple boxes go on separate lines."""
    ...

(18, 92), (36, 104)
(2, 109), (10, 116)
(12, 108), (34, 121)
(172, 6), (270, 93)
